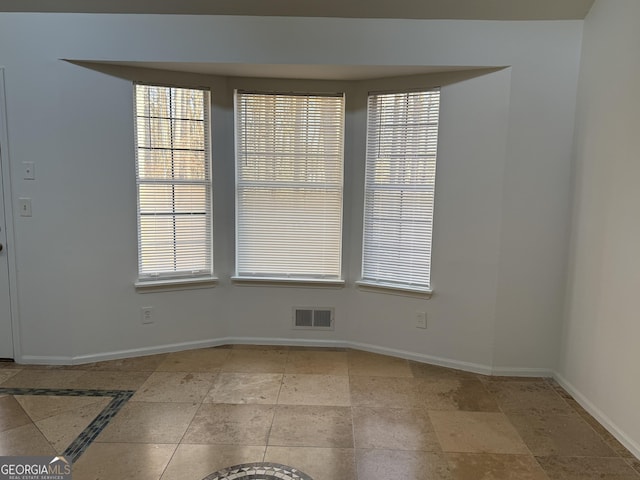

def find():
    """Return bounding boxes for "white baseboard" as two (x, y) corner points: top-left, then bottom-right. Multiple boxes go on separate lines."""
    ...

(19, 337), (548, 379)
(554, 371), (640, 460)
(346, 340), (494, 375)
(68, 336), (494, 375)
(491, 366), (553, 377)
(69, 338), (231, 365)
(65, 337), (350, 365)
(19, 355), (74, 365)
(222, 337), (350, 349)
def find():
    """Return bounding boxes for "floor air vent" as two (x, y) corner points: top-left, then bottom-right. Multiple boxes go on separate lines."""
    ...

(293, 307), (334, 330)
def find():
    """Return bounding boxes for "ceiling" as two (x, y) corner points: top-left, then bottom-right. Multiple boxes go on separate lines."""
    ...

(0, 0), (595, 20)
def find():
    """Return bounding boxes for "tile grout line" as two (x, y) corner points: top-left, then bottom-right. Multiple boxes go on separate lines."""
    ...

(63, 391), (134, 462)
(348, 368), (359, 480)
(154, 377), (212, 480)
(264, 350), (289, 462)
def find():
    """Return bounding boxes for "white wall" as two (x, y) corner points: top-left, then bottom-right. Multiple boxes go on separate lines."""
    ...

(0, 14), (582, 372)
(558, 0), (640, 456)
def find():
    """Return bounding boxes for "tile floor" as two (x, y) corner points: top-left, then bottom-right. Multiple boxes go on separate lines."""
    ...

(0, 346), (639, 480)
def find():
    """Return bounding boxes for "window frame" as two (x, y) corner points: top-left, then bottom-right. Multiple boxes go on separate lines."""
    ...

(133, 83), (216, 289)
(233, 90), (346, 284)
(358, 88), (441, 296)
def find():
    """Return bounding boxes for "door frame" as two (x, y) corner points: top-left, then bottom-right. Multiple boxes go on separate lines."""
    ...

(0, 67), (21, 361)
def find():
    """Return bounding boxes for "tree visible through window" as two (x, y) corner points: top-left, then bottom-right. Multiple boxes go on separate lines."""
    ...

(234, 91), (345, 280)
(134, 84), (213, 280)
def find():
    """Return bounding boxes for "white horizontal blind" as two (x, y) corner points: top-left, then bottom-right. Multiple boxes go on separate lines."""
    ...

(235, 91), (344, 279)
(134, 84), (212, 280)
(362, 89), (440, 291)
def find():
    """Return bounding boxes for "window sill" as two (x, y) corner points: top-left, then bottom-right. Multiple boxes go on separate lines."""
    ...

(231, 276), (345, 288)
(135, 276), (219, 293)
(356, 280), (433, 298)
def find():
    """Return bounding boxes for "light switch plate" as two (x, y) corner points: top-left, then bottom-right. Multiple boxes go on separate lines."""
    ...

(18, 198), (32, 217)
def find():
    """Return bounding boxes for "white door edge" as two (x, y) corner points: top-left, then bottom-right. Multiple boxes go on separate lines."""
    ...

(0, 67), (21, 361)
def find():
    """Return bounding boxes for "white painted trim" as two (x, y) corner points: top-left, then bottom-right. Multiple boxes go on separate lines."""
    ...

(554, 372), (640, 460)
(355, 280), (433, 298)
(491, 366), (554, 377)
(224, 337), (349, 349)
(0, 67), (21, 362)
(18, 356), (74, 365)
(347, 340), (493, 375)
(70, 338), (232, 365)
(231, 277), (345, 288)
(18, 336), (557, 380)
(134, 276), (219, 293)
(66, 337), (494, 375)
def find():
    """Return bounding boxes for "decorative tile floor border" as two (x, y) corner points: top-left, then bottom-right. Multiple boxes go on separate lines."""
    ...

(0, 387), (134, 463)
(203, 462), (313, 480)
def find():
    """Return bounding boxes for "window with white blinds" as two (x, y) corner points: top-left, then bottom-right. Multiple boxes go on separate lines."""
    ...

(235, 91), (344, 280)
(361, 89), (440, 292)
(134, 84), (213, 281)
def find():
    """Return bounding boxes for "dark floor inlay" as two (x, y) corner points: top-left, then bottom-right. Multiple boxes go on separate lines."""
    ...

(203, 462), (313, 480)
(0, 387), (134, 463)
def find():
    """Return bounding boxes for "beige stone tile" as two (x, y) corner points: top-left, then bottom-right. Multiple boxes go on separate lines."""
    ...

(0, 423), (56, 456)
(347, 350), (413, 377)
(349, 376), (421, 408)
(353, 406), (441, 452)
(97, 401), (198, 443)
(204, 373), (282, 404)
(285, 350), (349, 375)
(231, 344), (289, 350)
(416, 377), (500, 412)
(0, 395), (31, 432)
(265, 446), (356, 480)
(68, 370), (152, 390)
(16, 395), (110, 422)
(288, 346), (347, 352)
(561, 399), (635, 458)
(278, 374), (350, 406)
(478, 375), (548, 383)
(409, 361), (477, 380)
(356, 449), (452, 480)
(447, 453), (549, 480)
(222, 349), (288, 373)
(36, 399), (110, 452)
(508, 412), (618, 457)
(132, 371), (215, 403)
(182, 404), (274, 445)
(72, 353), (168, 371)
(588, 425), (634, 459)
(269, 405), (353, 448)
(536, 456), (640, 479)
(485, 380), (574, 414)
(161, 444), (266, 480)
(0, 363), (68, 370)
(546, 379), (574, 400)
(429, 411), (529, 454)
(0, 369), (21, 385)
(156, 348), (230, 372)
(627, 458), (640, 475)
(72, 442), (176, 480)
(0, 369), (85, 388)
